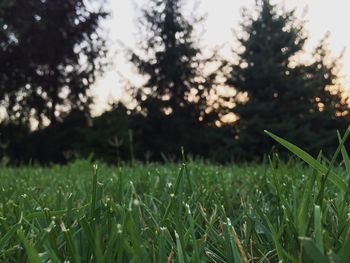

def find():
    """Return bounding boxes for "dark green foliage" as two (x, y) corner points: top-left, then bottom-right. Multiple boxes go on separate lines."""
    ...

(0, 103), (132, 165)
(299, 37), (349, 154)
(129, 0), (225, 161)
(0, 0), (108, 125)
(20, 109), (89, 164)
(0, 121), (30, 165)
(226, 0), (349, 159)
(82, 103), (131, 164)
(130, 111), (232, 162)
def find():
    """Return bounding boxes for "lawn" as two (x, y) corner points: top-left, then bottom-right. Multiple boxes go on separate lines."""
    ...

(1, 132), (350, 262)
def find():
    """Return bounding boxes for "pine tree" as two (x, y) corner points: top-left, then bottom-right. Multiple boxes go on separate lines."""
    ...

(226, 0), (348, 159)
(130, 0), (221, 160)
(0, 0), (108, 126)
(299, 36), (349, 153)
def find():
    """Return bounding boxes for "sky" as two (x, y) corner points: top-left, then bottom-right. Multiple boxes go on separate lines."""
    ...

(91, 0), (350, 115)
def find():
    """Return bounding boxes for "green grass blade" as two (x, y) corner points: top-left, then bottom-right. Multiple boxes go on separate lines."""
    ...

(263, 215), (286, 262)
(91, 164), (98, 219)
(317, 127), (350, 206)
(94, 229), (104, 263)
(265, 130), (347, 192)
(0, 223), (20, 252)
(158, 227), (168, 263)
(79, 216), (95, 253)
(337, 131), (350, 178)
(297, 153), (320, 236)
(338, 232), (350, 261)
(61, 224), (81, 263)
(175, 230), (186, 263)
(223, 218), (242, 263)
(43, 245), (61, 263)
(300, 237), (329, 263)
(186, 204), (201, 263)
(104, 218), (118, 262)
(17, 229), (41, 263)
(328, 251), (344, 263)
(314, 205), (324, 253)
(162, 164), (185, 221)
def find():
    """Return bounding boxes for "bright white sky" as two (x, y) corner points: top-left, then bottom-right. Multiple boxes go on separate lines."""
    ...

(91, 0), (350, 115)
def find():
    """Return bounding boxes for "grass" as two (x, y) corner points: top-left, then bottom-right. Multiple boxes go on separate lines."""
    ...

(1, 130), (350, 262)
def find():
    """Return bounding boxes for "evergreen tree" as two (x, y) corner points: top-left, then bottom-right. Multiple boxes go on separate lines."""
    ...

(299, 36), (349, 153)
(130, 0), (222, 160)
(0, 0), (108, 126)
(226, 0), (348, 159)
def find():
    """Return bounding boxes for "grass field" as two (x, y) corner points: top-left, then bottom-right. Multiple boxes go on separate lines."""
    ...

(1, 131), (350, 262)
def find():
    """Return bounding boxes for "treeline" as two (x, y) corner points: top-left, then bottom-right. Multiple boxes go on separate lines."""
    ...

(0, 0), (349, 164)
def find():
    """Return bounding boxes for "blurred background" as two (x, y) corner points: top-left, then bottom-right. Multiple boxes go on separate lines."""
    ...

(1, 0), (350, 164)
